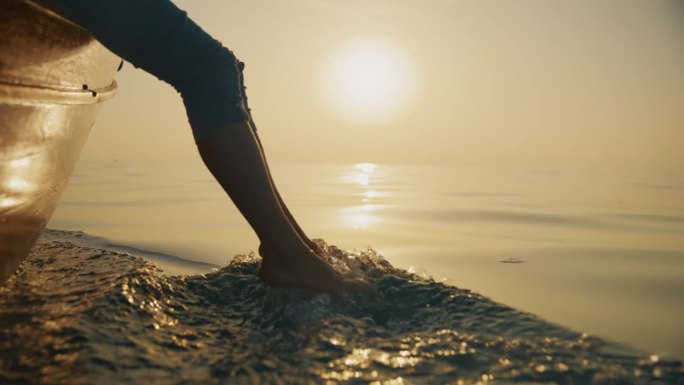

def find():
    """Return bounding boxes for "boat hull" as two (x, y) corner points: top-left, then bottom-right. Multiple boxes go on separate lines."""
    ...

(0, 0), (119, 283)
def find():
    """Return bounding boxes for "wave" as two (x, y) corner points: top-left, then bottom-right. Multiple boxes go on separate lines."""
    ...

(0, 230), (681, 384)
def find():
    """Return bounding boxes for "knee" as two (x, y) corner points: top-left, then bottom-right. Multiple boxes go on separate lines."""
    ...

(179, 50), (252, 142)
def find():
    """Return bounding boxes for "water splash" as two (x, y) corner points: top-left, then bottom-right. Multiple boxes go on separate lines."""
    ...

(0, 230), (681, 384)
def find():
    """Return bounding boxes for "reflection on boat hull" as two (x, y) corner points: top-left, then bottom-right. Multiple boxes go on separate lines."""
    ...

(0, 0), (119, 283)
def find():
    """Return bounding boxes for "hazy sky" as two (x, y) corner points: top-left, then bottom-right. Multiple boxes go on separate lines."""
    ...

(82, 0), (684, 173)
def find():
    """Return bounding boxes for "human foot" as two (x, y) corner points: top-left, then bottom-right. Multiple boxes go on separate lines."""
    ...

(257, 244), (366, 294)
(304, 238), (325, 257)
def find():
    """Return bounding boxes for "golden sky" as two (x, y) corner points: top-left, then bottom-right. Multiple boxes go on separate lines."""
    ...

(82, 0), (684, 173)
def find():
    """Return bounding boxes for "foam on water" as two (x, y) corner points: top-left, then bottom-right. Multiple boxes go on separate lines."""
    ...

(1, 230), (682, 384)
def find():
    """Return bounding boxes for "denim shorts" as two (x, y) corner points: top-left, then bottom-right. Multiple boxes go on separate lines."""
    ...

(52, 0), (255, 142)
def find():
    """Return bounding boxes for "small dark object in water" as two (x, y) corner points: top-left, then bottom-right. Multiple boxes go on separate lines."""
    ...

(498, 257), (524, 264)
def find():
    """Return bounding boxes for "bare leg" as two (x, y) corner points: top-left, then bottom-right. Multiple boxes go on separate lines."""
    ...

(50, 0), (345, 291)
(196, 122), (348, 293)
(237, 58), (320, 254)
(252, 131), (321, 253)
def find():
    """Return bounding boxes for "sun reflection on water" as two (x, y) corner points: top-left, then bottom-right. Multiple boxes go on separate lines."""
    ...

(340, 163), (386, 230)
(356, 163), (377, 174)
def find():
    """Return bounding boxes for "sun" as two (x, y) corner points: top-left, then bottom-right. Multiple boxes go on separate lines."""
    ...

(320, 37), (414, 124)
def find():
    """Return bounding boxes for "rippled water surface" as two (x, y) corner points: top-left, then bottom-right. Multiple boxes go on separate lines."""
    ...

(1, 230), (682, 384)
(49, 161), (684, 358)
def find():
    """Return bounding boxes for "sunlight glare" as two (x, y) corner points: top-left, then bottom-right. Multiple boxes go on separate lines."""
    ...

(321, 38), (414, 124)
(355, 163), (377, 173)
(8, 177), (29, 191)
(0, 197), (18, 208)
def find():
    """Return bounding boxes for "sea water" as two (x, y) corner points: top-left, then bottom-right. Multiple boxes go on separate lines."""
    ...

(1, 230), (682, 384)
(46, 160), (684, 360)
(0, 158), (672, 384)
